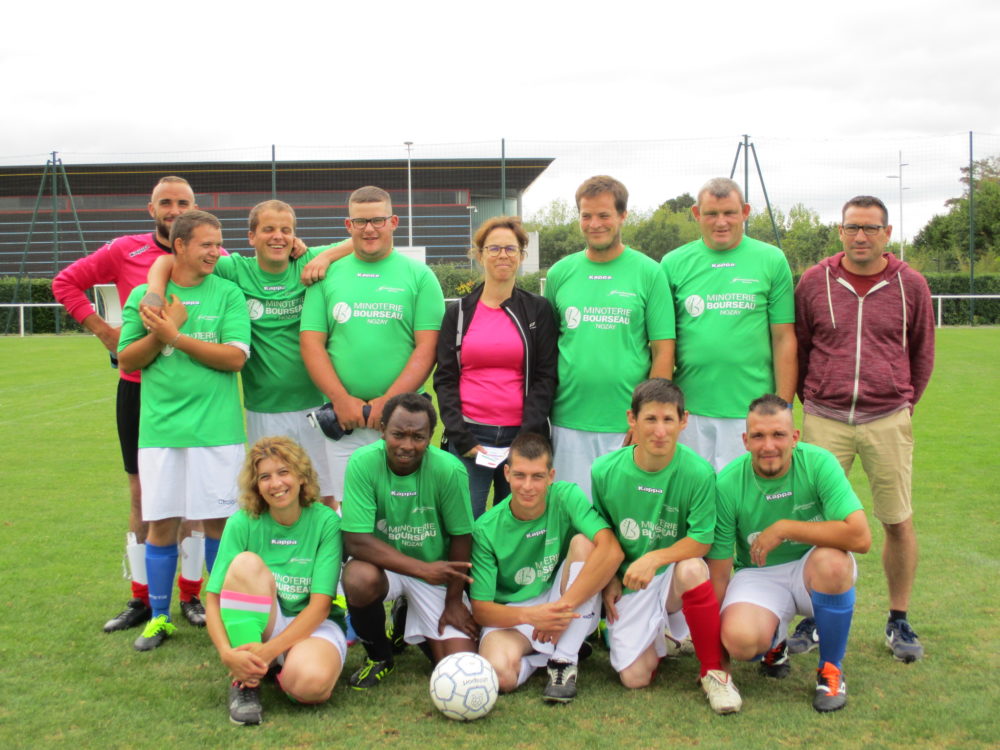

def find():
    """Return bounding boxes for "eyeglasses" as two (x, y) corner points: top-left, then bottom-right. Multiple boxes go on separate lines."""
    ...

(483, 245), (521, 256)
(349, 216), (392, 229)
(841, 224), (886, 236)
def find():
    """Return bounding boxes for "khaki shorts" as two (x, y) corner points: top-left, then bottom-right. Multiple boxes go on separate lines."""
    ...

(803, 409), (913, 524)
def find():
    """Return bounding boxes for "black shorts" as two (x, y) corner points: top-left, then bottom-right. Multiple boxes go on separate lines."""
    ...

(116, 379), (141, 475)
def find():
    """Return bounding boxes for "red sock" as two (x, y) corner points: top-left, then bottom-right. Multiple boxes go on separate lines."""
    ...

(681, 580), (724, 677)
(177, 576), (203, 602)
(131, 581), (149, 605)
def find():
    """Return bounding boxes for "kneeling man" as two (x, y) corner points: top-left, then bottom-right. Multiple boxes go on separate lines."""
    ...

(593, 378), (741, 715)
(708, 394), (871, 712)
(471, 433), (623, 703)
(340, 393), (477, 689)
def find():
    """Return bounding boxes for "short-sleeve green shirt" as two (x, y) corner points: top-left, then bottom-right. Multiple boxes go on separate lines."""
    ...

(591, 444), (716, 589)
(470, 482), (609, 604)
(341, 442), (474, 565)
(213, 251), (324, 413)
(660, 236), (794, 418)
(544, 247), (675, 432)
(207, 503), (344, 627)
(299, 251), (445, 401)
(118, 276), (249, 447)
(709, 442), (863, 570)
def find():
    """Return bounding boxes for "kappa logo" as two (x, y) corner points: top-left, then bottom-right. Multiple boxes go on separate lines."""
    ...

(514, 566), (537, 586)
(619, 518), (640, 541)
(565, 306), (582, 329)
(129, 244), (152, 257)
(333, 302), (352, 323)
(684, 295), (705, 317)
(247, 299), (265, 320)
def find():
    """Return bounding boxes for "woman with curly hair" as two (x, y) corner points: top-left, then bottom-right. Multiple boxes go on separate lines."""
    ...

(205, 436), (345, 725)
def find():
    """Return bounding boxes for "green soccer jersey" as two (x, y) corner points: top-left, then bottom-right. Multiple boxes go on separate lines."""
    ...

(708, 442), (863, 570)
(544, 247), (675, 433)
(213, 250), (324, 413)
(207, 503), (345, 627)
(119, 276), (249, 448)
(591, 444), (716, 589)
(300, 251), (445, 401)
(470, 482), (610, 604)
(660, 236), (794, 419)
(341, 442), (474, 567)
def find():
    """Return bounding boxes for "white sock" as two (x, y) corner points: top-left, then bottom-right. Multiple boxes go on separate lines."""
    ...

(180, 530), (205, 581)
(516, 658), (536, 688)
(552, 562), (599, 663)
(126, 532), (147, 585)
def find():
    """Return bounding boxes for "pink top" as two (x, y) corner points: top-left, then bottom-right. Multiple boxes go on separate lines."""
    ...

(53, 233), (171, 382)
(459, 302), (525, 426)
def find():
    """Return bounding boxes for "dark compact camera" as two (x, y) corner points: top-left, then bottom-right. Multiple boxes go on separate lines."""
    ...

(307, 403), (372, 440)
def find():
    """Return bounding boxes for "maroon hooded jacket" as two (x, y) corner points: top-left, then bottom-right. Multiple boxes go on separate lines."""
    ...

(794, 252), (934, 425)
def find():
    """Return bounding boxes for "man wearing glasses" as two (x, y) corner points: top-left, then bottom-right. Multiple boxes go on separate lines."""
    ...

(661, 177), (796, 471)
(792, 195), (934, 663)
(301, 186), (445, 502)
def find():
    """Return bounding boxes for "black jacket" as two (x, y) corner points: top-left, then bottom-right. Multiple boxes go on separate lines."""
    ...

(434, 283), (559, 456)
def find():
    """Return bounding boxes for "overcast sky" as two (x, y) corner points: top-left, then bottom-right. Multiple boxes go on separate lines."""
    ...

(4, 0), (999, 235)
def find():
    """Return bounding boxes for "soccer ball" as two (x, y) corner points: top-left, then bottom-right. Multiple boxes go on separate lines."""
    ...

(429, 652), (499, 721)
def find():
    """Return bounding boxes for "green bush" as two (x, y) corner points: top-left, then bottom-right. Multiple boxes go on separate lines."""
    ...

(429, 264), (544, 298)
(924, 273), (1000, 325)
(0, 277), (83, 334)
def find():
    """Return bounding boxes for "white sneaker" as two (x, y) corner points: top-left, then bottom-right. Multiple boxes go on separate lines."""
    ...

(700, 670), (742, 714)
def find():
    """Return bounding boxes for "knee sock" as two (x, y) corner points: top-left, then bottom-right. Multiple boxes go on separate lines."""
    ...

(681, 580), (724, 677)
(205, 536), (220, 573)
(348, 599), (393, 662)
(552, 562), (598, 663)
(811, 588), (855, 670)
(178, 532), (204, 601)
(219, 590), (271, 647)
(126, 533), (149, 604)
(146, 542), (179, 620)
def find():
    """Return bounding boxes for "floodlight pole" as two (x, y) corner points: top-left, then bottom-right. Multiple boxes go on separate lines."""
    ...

(404, 141), (414, 248)
(887, 150), (909, 261)
(729, 136), (781, 249)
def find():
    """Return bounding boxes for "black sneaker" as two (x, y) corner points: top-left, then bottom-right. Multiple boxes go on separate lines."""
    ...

(813, 662), (847, 712)
(542, 659), (578, 703)
(228, 681), (263, 725)
(103, 598), (151, 633)
(760, 640), (790, 679)
(180, 596), (207, 627)
(388, 597), (408, 654)
(349, 658), (395, 690)
(788, 617), (819, 654)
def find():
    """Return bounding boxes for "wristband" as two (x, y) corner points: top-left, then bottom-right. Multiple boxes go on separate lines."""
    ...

(170, 333), (182, 347)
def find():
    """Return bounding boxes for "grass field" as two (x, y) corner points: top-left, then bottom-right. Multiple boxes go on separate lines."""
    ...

(0, 330), (998, 749)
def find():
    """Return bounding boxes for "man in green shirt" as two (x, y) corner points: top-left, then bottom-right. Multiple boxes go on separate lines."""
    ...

(592, 379), (741, 715)
(340, 394), (477, 689)
(708, 395), (871, 712)
(544, 175), (675, 498)
(661, 178), (796, 470)
(471, 433), (623, 703)
(301, 186), (445, 503)
(118, 210), (251, 652)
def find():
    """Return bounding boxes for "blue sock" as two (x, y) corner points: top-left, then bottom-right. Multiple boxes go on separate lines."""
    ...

(205, 537), (220, 574)
(811, 587), (856, 670)
(146, 542), (179, 620)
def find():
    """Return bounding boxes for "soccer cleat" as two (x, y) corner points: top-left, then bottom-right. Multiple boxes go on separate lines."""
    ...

(760, 639), (791, 679)
(885, 619), (924, 662)
(788, 617), (819, 654)
(103, 598), (151, 633)
(542, 659), (578, 703)
(349, 658), (395, 690)
(133, 614), (177, 651)
(388, 597), (408, 654)
(665, 633), (696, 658)
(228, 681), (263, 725)
(813, 662), (847, 712)
(700, 670), (742, 714)
(180, 596), (207, 627)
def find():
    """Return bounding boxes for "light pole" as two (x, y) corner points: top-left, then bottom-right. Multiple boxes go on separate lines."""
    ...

(404, 141), (414, 248)
(887, 150), (909, 260)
